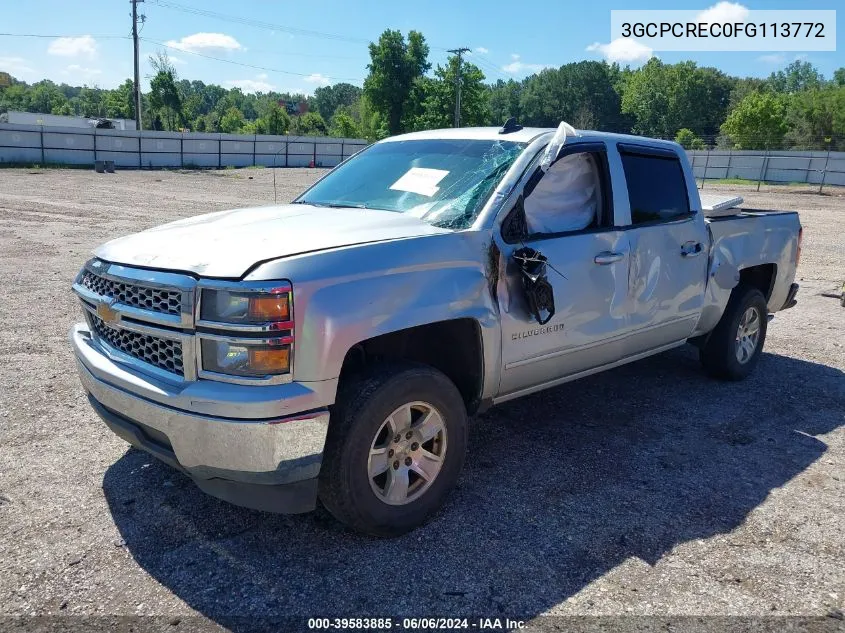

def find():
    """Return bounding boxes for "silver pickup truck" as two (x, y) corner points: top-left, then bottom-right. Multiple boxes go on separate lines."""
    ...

(71, 123), (802, 536)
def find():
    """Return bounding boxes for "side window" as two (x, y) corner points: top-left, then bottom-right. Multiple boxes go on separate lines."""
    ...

(620, 151), (690, 225)
(523, 150), (607, 236)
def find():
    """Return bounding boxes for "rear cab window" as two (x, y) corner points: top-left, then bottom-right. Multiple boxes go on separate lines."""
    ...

(618, 145), (691, 225)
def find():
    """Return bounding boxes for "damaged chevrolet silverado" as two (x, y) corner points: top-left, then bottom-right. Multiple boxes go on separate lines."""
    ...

(71, 121), (802, 536)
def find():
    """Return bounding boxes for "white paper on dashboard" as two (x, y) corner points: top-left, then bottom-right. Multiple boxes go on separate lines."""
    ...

(389, 167), (449, 197)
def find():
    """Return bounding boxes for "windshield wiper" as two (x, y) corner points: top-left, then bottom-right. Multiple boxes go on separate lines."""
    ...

(294, 200), (369, 209)
(326, 202), (369, 209)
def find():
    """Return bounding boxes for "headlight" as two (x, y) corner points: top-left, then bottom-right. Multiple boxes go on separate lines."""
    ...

(197, 281), (294, 383)
(200, 339), (291, 377)
(200, 286), (291, 324)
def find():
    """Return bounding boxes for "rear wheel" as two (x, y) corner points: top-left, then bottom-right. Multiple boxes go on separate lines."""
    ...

(319, 362), (468, 537)
(700, 284), (768, 381)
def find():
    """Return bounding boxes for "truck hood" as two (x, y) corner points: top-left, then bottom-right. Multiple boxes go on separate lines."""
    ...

(94, 203), (450, 278)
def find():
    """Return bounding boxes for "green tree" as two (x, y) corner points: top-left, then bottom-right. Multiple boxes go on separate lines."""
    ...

(834, 68), (845, 87)
(219, 106), (245, 133)
(290, 111), (328, 136)
(103, 79), (135, 119)
(355, 94), (389, 142)
(313, 83), (362, 121)
(406, 55), (488, 130)
(728, 77), (769, 109)
(262, 102), (290, 135)
(769, 60), (823, 93)
(148, 53), (183, 130)
(329, 107), (361, 138)
(675, 128), (706, 149)
(621, 59), (733, 139)
(28, 80), (67, 114)
(785, 86), (845, 150)
(520, 61), (630, 131)
(0, 82), (31, 113)
(487, 79), (523, 126)
(720, 91), (788, 149)
(363, 29), (430, 135)
(75, 86), (104, 118)
(201, 110), (221, 132)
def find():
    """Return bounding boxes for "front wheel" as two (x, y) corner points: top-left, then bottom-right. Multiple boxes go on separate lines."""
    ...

(318, 362), (468, 537)
(700, 284), (769, 381)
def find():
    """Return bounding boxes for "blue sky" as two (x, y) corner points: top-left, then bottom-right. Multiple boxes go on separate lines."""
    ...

(0, 0), (842, 93)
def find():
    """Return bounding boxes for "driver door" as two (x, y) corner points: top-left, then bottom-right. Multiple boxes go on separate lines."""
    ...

(495, 144), (630, 399)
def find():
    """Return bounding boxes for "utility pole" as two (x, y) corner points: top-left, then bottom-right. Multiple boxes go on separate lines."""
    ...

(448, 47), (470, 128)
(131, 0), (145, 130)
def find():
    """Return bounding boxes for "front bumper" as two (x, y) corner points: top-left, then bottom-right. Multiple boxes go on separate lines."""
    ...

(71, 323), (332, 513)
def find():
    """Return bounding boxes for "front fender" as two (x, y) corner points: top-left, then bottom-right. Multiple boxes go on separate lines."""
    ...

(246, 230), (501, 400)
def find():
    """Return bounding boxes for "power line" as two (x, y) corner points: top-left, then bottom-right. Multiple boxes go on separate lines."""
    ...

(147, 0), (457, 53)
(148, 0), (370, 45)
(469, 53), (512, 80)
(0, 32), (130, 40)
(140, 37), (364, 83)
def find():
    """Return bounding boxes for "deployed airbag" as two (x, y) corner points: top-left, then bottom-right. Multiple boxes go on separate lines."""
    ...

(524, 153), (598, 234)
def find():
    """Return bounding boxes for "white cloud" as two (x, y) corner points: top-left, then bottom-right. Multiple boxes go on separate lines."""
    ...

(475, 47), (489, 54)
(586, 38), (654, 64)
(165, 33), (242, 54)
(225, 74), (276, 94)
(0, 56), (36, 78)
(696, 1), (750, 24)
(63, 64), (102, 81)
(501, 54), (551, 75)
(303, 73), (330, 86)
(757, 53), (786, 64)
(48, 35), (97, 59)
(168, 56), (186, 66)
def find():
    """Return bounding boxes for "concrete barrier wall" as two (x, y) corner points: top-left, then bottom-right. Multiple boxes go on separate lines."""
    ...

(5, 125), (840, 188)
(0, 123), (368, 170)
(687, 149), (845, 187)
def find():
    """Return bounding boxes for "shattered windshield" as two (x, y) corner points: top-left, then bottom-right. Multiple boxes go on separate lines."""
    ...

(295, 138), (526, 229)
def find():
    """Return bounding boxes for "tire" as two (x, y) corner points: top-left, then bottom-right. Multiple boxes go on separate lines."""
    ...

(318, 362), (468, 537)
(700, 284), (768, 381)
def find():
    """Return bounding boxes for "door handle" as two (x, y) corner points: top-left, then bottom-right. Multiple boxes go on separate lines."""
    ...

(681, 241), (703, 257)
(594, 251), (625, 265)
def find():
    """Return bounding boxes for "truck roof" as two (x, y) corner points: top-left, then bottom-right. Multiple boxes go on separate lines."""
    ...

(379, 126), (683, 152)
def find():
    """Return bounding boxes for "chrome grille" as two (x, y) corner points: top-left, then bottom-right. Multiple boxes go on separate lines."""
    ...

(80, 270), (181, 316)
(90, 314), (184, 375)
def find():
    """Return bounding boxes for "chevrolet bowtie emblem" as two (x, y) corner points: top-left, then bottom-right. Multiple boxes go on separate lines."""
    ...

(96, 300), (119, 324)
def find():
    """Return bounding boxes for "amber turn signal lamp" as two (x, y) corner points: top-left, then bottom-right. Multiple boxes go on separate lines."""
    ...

(248, 347), (290, 373)
(248, 294), (290, 322)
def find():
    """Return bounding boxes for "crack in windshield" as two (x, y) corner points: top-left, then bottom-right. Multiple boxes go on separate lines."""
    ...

(294, 138), (526, 230)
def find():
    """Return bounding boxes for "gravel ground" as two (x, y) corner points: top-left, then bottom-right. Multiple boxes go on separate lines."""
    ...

(0, 168), (843, 631)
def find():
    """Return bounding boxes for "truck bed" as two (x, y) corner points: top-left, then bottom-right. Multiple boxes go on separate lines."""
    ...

(693, 208), (801, 336)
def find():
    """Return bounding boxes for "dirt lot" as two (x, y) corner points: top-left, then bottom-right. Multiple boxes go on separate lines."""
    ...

(0, 168), (843, 630)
